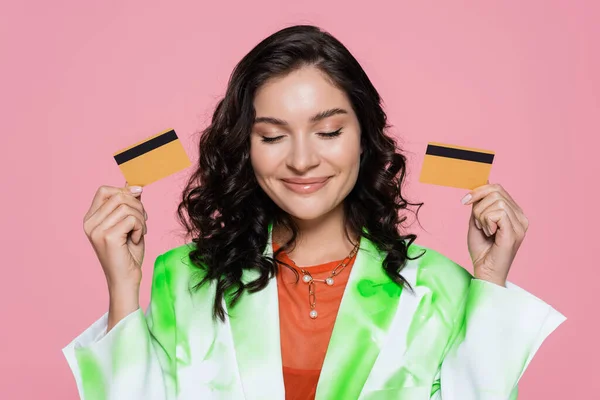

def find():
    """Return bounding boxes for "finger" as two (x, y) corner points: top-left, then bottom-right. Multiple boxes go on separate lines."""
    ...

(93, 186), (145, 221)
(480, 208), (519, 248)
(96, 203), (146, 235)
(469, 211), (483, 230)
(479, 198), (524, 239)
(470, 213), (482, 230)
(85, 185), (143, 221)
(471, 191), (506, 231)
(104, 214), (145, 247)
(463, 182), (522, 214)
(91, 204), (147, 241)
(85, 193), (146, 235)
(125, 182), (146, 219)
(493, 183), (520, 211)
(473, 183), (528, 229)
(130, 218), (144, 245)
(94, 209), (145, 246)
(463, 182), (527, 237)
(125, 182), (143, 202)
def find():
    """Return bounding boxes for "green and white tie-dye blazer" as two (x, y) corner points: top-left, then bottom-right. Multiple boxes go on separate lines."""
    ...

(63, 235), (565, 399)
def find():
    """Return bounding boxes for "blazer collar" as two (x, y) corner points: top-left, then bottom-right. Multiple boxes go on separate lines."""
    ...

(227, 225), (402, 400)
(226, 229), (285, 400)
(315, 236), (403, 399)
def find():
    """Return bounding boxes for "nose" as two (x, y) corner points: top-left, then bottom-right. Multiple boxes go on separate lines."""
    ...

(286, 135), (320, 173)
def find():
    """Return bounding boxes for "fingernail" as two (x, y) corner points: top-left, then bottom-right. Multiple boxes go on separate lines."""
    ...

(461, 194), (472, 205)
(144, 211), (148, 220)
(475, 219), (481, 229)
(129, 186), (143, 194)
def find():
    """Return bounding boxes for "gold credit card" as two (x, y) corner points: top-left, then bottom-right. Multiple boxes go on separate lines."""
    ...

(113, 129), (192, 186)
(419, 142), (495, 190)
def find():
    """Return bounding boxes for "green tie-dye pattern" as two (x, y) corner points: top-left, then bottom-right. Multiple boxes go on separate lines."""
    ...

(383, 245), (471, 390)
(430, 379), (441, 397)
(226, 237), (287, 398)
(316, 240), (403, 399)
(169, 248), (200, 368)
(69, 230), (556, 398)
(228, 268), (276, 358)
(357, 279), (402, 298)
(146, 254), (180, 395)
(106, 253), (184, 384)
(203, 339), (239, 392)
(111, 313), (146, 374)
(165, 244), (248, 395)
(88, 253), (182, 397)
(75, 348), (107, 400)
(158, 246), (230, 393)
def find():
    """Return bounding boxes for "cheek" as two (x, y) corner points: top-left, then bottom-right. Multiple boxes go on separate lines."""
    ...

(250, 142), (278, 180)
(324, 136), (362, 172)
(249, 144), (263, 179)
(338, 142), (361, 189)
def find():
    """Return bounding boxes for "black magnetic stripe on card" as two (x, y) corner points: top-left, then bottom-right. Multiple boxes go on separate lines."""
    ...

(426, 144), (494, 164)
(114, 130), (178, 165)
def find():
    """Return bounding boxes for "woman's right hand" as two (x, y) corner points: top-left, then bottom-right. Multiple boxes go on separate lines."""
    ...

(83, 184), (148, 329)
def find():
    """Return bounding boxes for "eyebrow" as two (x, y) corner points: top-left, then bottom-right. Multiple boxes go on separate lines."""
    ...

(254, 107), (348, 126)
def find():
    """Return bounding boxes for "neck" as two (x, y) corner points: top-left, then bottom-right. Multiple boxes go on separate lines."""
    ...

(273, 204), (358, 267)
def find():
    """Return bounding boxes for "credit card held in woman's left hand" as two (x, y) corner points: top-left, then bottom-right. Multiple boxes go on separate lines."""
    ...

(113, 129), (192, 186)
(419, 142), (495, 190)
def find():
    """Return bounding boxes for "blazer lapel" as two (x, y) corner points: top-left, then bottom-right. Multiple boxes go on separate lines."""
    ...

(316, 237), (403, 399)
(226, 235), (285, 400)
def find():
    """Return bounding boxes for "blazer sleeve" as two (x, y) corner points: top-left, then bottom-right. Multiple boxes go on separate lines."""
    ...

(431, 279), (565, 400)
(62, 254), (177, 400)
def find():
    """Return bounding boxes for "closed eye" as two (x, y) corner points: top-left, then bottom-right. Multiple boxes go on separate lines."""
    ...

(317, 128), (343, 138)
(261, 135), (285, 143)
(260, 128), (342, 143)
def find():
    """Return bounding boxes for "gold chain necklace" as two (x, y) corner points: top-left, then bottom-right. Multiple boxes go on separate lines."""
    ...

(288, 242), (360, 319)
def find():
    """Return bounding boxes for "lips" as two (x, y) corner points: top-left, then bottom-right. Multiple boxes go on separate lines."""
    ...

(280, 176), (331, 194)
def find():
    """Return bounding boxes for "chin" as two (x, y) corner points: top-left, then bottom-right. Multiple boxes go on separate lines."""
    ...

(278, 197), (343, 222)
(278, 203), (333, 222)
(288, 212), (328, 222)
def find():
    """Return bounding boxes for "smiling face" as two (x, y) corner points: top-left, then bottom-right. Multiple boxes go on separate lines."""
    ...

(250, 66), (362, 222)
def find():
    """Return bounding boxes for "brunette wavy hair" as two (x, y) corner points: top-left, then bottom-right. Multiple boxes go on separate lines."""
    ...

(178, 25), (423, 321)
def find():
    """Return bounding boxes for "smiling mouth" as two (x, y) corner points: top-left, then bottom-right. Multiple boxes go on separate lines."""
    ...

(280, 177), (332, 194)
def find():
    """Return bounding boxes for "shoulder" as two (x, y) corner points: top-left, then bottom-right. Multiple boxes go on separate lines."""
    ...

(151, 242), (203, 295)
(148, 243), (217, 333)
(158, 242), (197, 266)
(405, 242), (473, 305)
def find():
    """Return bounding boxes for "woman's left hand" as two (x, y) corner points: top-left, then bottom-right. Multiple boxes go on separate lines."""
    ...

(461, 182), (529, 287)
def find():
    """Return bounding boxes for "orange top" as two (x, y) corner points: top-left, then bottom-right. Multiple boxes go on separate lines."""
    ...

(274, 244), (357, 400)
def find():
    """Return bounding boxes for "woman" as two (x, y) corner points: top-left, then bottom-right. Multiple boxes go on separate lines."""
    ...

(63, 25), (565, 399)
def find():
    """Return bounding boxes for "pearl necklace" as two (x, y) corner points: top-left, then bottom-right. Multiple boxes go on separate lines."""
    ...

(290, 242), (360, 319)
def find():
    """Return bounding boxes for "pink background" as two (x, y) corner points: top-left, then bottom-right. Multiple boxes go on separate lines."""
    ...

(1, 1), (598, 398)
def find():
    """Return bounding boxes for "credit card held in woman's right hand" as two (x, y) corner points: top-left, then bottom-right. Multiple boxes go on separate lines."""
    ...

(113, 129), (191, 187)
(419, 142), (495, 190)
